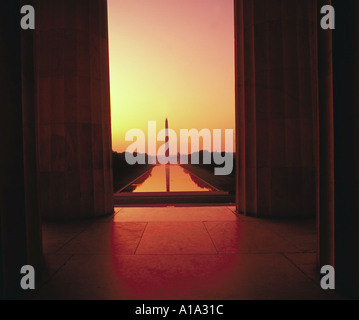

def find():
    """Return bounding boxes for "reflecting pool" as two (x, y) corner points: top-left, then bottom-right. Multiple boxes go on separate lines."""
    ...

(121, 165), (216, 193)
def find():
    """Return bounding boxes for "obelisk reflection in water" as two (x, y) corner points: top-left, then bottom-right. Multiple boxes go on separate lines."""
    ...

(165, 118), (170, 192)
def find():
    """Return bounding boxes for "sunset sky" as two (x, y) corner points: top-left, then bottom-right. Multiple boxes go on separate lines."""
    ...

(107, 0), (235, 154)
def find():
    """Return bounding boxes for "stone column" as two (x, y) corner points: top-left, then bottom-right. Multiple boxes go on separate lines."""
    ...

(0, 0), (29, 298)
(332, 0), (359, 298)
(35, 0), (114, 219)
(21, 0), (43, 269)
(234, 0), (245, 213)
(235, 0), (317, 218)
(317, 0), (335, 269)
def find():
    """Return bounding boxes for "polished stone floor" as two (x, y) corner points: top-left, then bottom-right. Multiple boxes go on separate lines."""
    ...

(23, 206), (340, 300)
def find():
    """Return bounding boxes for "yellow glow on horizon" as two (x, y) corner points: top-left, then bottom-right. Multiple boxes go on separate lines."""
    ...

(108, 0), (235, 153)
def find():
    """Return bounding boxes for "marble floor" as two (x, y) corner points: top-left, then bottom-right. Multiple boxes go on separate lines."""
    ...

(23, 206), (340, 300)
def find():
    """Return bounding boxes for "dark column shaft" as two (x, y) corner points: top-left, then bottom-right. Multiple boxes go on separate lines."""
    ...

(21, 0), (43, 269)
(0, 0), (28, 298)
(332, 0), (359, 298)
(317, 0), (335, 269)
(235, 0), (317, 218)
(234, 0), (245, 214)
(35, 0), (114, 219)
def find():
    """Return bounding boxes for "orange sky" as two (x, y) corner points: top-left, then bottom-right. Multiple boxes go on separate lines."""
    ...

(107, 0), (235, 154)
